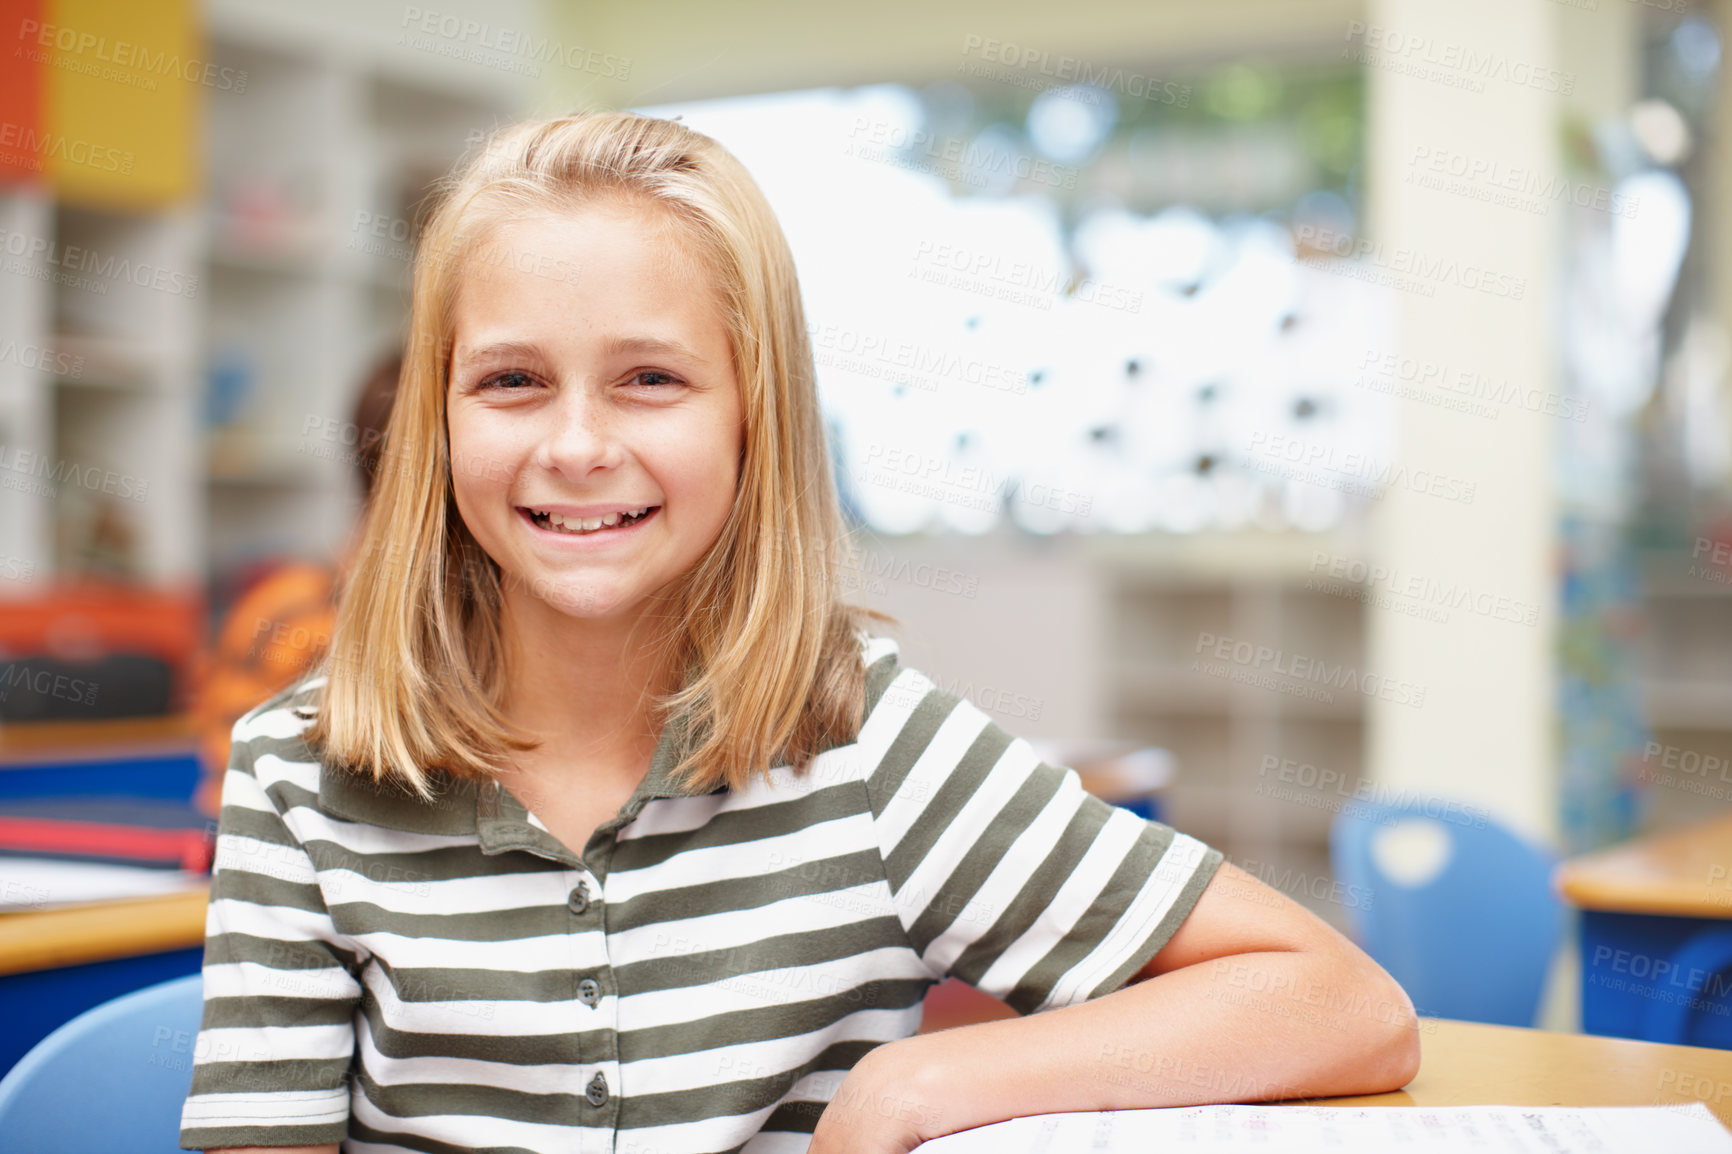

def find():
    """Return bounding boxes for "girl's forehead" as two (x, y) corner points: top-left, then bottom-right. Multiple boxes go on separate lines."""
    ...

(455, 202), (716, 297)
(444, 205), (731, 366)
(481, 197), (693, 250)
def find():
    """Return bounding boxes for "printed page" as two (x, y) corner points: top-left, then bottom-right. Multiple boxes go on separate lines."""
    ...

(918, 1103), (1732, 1153)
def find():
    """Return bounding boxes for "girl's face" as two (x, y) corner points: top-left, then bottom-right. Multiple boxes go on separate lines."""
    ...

(446, 202), (743, 626)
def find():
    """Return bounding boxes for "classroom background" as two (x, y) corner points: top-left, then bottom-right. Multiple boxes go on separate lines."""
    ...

(4, 0), (1732, 1105)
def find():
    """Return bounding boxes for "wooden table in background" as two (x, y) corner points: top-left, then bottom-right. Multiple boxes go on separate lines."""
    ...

(0, 715), (209, 1074)
(1557, 812), (1732, 919)
(1555, 813), (1732, 1047)
(0, 884), (210, 1075)
(0, 885), (209, 978)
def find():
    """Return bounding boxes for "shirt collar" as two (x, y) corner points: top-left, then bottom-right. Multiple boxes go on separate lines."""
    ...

(316, 704), (714, 852)
(314, 633), (895, 843)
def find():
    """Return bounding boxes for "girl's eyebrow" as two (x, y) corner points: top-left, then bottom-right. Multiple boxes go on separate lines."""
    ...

(454, 336), (708, 366)
(601, 335), (709, 364)
(453, 340), (545, 367)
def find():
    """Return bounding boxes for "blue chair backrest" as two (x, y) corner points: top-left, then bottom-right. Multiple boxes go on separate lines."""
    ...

(1330, 799), (1563, 1027)
(0, 972), (203, 1154)
(1645, 926), (1732, 1046)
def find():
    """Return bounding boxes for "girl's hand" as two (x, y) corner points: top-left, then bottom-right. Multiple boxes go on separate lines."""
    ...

(807, 1037), (949, 1154)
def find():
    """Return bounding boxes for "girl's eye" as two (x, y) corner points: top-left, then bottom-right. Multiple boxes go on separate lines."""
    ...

(479, 370), (537, 391)
(631, 370), (679, 388)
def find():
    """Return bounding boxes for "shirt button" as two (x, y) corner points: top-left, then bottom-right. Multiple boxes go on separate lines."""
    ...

(578, 978), (601, 1007)
(586, 1071), (609, 1107)
(567, 882), (590, 914)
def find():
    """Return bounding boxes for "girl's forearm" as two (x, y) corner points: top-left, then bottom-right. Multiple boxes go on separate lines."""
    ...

(851, 945), (1421, 1145)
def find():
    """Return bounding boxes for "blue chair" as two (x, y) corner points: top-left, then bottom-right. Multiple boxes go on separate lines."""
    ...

(0, 972), (204, 1154)
(1642, 925), (1732, 1046)
(1330, 800), (1564, 1027)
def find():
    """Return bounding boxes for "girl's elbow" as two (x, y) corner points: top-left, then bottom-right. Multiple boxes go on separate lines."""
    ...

(1357, 970), (1422, 1092)
(1303, 942), (1421, 1096)
(1390, 1025), (1424, 1090)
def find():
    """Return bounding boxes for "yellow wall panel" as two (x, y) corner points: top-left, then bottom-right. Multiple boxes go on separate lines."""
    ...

(38, 0), (200, 207)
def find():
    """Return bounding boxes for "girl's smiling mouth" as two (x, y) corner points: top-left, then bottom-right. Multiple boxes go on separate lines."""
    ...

(519, 505), (661, 536)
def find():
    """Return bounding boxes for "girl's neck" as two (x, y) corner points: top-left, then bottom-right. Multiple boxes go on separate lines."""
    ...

(496, 588), (678, 777)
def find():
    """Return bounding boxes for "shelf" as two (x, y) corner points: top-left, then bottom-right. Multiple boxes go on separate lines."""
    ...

(45, 333), (171, 391)
(205, 453), (324, 489)
(207, 239), (326, 278)
(336, 238), (417, 294)
(205, 467), (325, 488)
(1083, 527), (1371, 582)
(1644, 679), (1732, 731)
(205, 423), (332, 488)
(1113, 660), (1367, 720)
(1643, 571), (1732, 598)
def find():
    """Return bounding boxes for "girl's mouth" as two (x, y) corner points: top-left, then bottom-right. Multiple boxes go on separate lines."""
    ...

(519, 505), (660, 536)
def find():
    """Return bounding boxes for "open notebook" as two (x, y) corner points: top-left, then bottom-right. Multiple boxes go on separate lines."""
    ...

(920, 1103), (1732, 1153)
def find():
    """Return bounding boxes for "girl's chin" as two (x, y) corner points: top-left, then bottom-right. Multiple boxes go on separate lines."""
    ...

(499, 573), (648, 621)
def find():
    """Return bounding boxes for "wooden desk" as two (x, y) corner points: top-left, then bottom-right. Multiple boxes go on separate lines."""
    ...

(0, 867), (209, 1076)
(924, 998), (1732, 1120)
(1328, 1018), (1732, 1125)
(1558, 812), (1732, 918)
(8, 894), (1732, 1131)
(1555, 815), (1732, 1047)
(0, 885), (209, 977)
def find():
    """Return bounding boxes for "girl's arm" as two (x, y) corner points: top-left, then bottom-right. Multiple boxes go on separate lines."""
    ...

(810, 861), (1421, 1154)
(179, 710), (362, 1153)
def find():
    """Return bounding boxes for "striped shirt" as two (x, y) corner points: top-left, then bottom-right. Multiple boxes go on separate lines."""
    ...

(178, 634), (1223, 1153)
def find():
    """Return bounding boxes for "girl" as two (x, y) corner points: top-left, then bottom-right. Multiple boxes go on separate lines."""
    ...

(179, 112), (1419, 1154)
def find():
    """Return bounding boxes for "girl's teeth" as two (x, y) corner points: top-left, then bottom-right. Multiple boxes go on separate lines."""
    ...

(536, 508), (649, 535)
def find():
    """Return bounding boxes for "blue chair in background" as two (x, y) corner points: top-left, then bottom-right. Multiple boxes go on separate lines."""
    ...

(0, 972), (203, 1154)
(1330, 799), (1565, 1027)
(1639, 925), (1732, 1047)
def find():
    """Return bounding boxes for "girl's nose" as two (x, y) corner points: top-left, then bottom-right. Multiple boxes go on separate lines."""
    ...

(534, 386), (622, 478)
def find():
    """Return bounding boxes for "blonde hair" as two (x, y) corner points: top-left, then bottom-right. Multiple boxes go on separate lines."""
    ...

(308, 111), (882, 800)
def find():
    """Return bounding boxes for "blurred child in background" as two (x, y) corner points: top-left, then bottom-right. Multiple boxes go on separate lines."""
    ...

(191, 352), (400, 817)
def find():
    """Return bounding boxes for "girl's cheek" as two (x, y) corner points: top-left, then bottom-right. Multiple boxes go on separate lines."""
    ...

(448, 419), (519, 488)
(448, 448), (489, 487)
(661, 418), (740, 474)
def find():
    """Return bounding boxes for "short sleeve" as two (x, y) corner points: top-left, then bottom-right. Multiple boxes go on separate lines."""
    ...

(861, 656), (1223, 1016)
(179, 707), (362, 1151)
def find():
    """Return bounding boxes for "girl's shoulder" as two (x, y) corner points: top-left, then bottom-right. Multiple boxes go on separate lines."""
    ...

(228, 674), (326, 760)
(211, 677), (335, 837)
(821, 630), (998, 779)
(225, 675), (471, 833)
(856, 630), (969, 733)
(858, 631), (905, 715)
(216, 680), (339, 820)
(855, 631), (967, 723)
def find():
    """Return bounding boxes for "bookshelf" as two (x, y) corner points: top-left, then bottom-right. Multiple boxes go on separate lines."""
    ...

(0, 192), (204, 588)
(1086, 531), (1368, 929)
(1, 4), (531, 595)
(198, 13), (527, 581)
(852, 527), (1370, 931)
